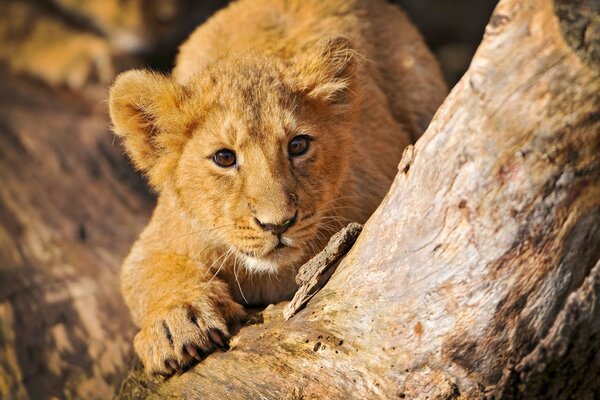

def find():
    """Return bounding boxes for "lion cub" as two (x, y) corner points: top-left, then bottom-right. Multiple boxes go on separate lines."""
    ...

(109, 0), (446, 375)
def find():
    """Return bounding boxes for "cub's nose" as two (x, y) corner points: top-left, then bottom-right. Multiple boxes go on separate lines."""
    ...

(254, 214), (296, 235)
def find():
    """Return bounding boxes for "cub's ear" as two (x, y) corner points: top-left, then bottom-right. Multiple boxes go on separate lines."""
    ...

(290, 36), (362, 106)
(109, 70), (191, 183)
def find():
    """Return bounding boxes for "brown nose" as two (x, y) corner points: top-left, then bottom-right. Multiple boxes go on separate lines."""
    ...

(254, 215), (296, 235)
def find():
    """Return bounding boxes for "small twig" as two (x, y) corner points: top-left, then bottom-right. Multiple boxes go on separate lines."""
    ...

(284, 222), (363, 320)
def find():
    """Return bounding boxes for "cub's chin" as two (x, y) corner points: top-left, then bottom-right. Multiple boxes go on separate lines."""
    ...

(239, 245), (306, 274)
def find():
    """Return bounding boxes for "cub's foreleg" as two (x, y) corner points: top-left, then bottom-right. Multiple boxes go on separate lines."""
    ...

(121, 252), (245, 375)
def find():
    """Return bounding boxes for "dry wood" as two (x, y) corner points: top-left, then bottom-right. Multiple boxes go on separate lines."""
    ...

(284, 223), (362, 321)
(117, 0), (600, 398)
(0, 76), (152, 399)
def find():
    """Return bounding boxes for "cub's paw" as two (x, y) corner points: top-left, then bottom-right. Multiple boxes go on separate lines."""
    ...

(134, 297), (245, 376)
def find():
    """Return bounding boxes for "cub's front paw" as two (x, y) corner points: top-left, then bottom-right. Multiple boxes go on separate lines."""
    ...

(134, 297), (245, 376)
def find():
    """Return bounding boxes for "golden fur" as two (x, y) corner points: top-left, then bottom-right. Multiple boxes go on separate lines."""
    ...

(109, 0), (446, 375)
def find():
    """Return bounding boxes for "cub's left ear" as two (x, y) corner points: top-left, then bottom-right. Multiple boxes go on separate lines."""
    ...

(109, 70), (191, 188)
(289, 36), (362, 106)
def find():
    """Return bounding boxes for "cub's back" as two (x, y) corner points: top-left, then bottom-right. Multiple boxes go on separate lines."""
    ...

(173, 0), (367, 83)
(173, 0), (446, 190)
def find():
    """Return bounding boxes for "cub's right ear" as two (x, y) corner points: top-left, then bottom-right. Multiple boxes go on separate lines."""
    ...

(109, 70), (190, 177)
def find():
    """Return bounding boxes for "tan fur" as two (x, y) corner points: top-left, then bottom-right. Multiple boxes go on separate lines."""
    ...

(109, 0), (446, 375)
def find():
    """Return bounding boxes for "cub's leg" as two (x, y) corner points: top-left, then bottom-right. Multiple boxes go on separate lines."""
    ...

(121, 252), (246, 375)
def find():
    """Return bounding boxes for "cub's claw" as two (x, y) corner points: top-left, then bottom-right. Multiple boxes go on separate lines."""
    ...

(166, 359), (179, 372)
(185, 343), (202, 361)
(135, 297), (245, 376)
(208, 328), (229, 349)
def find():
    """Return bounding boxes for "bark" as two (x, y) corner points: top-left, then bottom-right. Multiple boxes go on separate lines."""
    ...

(0, 76), (153, 399)
(117, 0), (600, 398)
(284, 223), (363, 321)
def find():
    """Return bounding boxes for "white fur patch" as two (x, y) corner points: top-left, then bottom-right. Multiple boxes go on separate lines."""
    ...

(281, 237), (294, 246)
(241, 254), (280, 274)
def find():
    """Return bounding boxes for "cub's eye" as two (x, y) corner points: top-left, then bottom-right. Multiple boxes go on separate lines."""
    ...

(288, 135), (311, 157)
(212, 149), (236, 168)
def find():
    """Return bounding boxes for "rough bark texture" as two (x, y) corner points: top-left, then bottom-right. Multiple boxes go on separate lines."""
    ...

(117, 0), (600, 398)
(0, 2), (498, 399)
(0, 76), (154, 399)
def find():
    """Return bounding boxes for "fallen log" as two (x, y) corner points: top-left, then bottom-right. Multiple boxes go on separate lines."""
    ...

(0, 77), (152, 399)
(117, 0), (600, 397)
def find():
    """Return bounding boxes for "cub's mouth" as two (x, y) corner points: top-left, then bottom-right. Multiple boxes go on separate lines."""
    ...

(235, 237), (305, 274)
(239, 236), (290, 256)
(240, 242), (295, 259)
(228, 212), (319, 274)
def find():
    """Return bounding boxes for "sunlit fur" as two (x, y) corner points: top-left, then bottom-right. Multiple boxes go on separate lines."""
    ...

(109, 0), (446, 375)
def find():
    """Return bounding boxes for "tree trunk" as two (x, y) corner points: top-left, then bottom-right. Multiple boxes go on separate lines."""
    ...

(117, 0), (600, 398)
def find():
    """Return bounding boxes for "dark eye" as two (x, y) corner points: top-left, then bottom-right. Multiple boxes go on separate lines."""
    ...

(288, 135), (311, 157)
(212, 149), (236, 168)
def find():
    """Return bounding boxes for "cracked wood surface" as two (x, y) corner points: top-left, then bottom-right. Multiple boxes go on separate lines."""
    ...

(117, 0), (600, 398)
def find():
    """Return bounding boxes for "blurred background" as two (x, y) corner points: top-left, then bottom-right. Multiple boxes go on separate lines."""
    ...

(0, 1), (496, 399)
(0, 0), (498, 90)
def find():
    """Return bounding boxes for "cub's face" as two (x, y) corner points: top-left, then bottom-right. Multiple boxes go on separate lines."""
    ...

(177, 74), (351, 273)
(110, 39), (359, 273)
